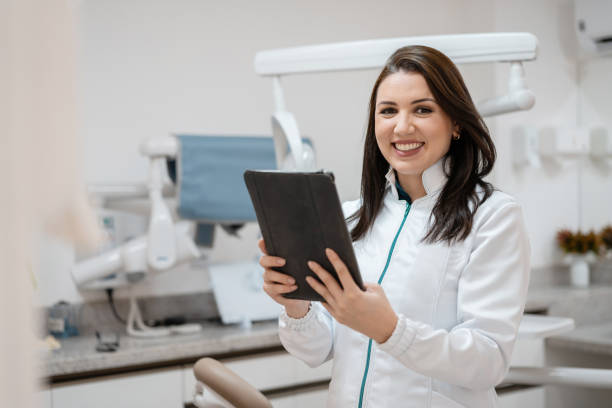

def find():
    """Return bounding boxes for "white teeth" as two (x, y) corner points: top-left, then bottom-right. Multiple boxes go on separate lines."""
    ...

(395, 142), (424, 151)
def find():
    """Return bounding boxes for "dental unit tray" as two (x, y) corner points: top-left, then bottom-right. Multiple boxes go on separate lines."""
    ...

(244, 170), (364, 301)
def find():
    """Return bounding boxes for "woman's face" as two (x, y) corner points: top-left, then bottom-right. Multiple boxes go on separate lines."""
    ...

(374, 71), (456, 188)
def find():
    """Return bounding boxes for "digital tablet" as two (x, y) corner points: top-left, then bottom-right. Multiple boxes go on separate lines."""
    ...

(244, 170), (364, 302)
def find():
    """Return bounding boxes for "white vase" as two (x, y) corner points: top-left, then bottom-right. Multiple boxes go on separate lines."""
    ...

(569, 255), (590, 287)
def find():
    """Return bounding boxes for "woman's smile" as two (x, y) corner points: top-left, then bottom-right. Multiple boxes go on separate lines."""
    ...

(392, 140), (425, 156)
(374, 71), (456, 197)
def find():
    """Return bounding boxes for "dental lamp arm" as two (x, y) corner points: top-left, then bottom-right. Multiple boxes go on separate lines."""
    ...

(147, 157), (176, 270)
(72, 221), (199, 287)
(476, 61), (535, 117)
(72, 136), (200, 288)
(270, 76), (305, 170)
(256, 33), (539, 154)
(254, 33), (538, 76)
(140, 136), (180, 270)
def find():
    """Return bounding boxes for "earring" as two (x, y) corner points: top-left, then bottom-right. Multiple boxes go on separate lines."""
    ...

(452, 133), (460, 140)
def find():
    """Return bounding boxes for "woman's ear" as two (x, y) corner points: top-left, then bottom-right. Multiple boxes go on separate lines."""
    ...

(452, 123), (460, 139)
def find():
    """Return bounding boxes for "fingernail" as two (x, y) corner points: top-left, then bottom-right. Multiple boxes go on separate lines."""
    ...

(307, 261), (314, 268)
(277, 259), (285, 266)
(287, 278), (295, 284)
(325, 248), (333, 256)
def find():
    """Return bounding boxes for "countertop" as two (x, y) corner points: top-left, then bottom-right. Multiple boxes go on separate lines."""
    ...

(525, 285), (612, 357)
(547, 322), (612, 357)
(524, 284), (612, 315)
(42, 320), (280, 382)
(44, 284), (612, 381)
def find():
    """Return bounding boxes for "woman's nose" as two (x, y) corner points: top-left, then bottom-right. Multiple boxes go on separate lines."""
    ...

(394, 113), (415, 136)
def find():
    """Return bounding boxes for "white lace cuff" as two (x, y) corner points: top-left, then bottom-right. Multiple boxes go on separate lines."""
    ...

(279, 303), (316, 332)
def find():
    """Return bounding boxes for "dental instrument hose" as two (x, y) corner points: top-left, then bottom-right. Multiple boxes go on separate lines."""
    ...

(106, 288), (126, 324)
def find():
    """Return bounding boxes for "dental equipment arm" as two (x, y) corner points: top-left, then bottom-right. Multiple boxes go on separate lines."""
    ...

(72, 136), (202, 337)
(71, 220), (199, 288)
(255, 33), (538, 164)
(73, 136), (196, 288)
(255, 33), (537, 75)
(140, 137), (180, 270)
(477, 61), (535, 117)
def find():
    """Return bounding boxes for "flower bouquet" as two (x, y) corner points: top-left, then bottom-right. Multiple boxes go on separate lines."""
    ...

(600, 225), (612, 258)
(556, 229), (600, 287)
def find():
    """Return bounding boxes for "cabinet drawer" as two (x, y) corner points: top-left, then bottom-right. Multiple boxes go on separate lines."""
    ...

(268, 383), (329, 408)
(184, 351), (331, 403)
(52, 368), (182, 408)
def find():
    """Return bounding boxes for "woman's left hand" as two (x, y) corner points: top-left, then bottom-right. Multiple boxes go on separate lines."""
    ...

(306, 248), (398, 344)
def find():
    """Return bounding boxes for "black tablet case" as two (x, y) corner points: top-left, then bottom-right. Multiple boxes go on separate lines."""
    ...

(244, 170), (364, 302)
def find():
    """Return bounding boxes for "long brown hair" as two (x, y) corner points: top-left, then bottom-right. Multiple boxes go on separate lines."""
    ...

(348, 45), (496, 244)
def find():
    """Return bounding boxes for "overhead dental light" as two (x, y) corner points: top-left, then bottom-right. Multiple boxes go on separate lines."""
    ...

(255, 32), (538, 169)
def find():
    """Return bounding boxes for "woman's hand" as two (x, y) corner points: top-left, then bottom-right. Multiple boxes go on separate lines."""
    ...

(306, 248), (398, 344)
(258, 239), (311, 319)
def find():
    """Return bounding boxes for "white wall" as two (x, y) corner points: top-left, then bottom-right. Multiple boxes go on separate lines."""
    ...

(492, 0), (612, 268)
(35, 0), (612, 306)
(578, 55), (612, 230)
(492, 0), (580, 268)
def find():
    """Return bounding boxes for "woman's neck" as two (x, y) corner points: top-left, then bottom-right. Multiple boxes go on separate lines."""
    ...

(396, 172), (426, 201)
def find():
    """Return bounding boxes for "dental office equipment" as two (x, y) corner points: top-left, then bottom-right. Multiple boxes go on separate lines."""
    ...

(73, 135), (202, 337)
(73, 134), (284, 337)
(255, 33), (538, 171)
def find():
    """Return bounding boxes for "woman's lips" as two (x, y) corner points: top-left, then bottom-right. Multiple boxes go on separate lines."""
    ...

(393, 142), (424, 157)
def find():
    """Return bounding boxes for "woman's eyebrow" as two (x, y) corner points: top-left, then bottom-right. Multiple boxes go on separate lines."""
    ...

(411, 97), (436, 104)
(377, 97), (436, 107)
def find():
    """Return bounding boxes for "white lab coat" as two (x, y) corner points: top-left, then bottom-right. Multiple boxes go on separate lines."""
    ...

(278, 159), (531, 407)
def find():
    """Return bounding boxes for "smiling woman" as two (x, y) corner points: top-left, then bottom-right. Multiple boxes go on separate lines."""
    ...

(374, 72), (456, 202)
(352, 45), (497, 244)
(259, 45), (530, 408)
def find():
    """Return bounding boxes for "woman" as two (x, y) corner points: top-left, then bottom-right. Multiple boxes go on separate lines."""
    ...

(259, 45), (530, 407)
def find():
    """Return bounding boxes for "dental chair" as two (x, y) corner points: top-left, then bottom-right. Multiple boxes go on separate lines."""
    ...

(193, 358), (272, 408)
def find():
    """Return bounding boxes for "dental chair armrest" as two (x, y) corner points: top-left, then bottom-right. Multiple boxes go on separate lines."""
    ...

(193, 358), (272, 408)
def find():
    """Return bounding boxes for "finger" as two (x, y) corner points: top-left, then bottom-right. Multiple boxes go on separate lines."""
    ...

(257, 239), (268, 255)
(263, 282), (298, 296)
(325, 248), (359, 292)
(263, 269), (295, 285)
(307, 260), (343, 299)
(259, 254), (286, 269)
(305, 275), (336, 306)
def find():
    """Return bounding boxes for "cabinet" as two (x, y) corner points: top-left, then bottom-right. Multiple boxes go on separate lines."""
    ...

(52, 367), (183, 408)
(497, 337), (545, 408)
(48, 339), (547, 408)
(184, 351), (332, 407)
(49, 351), (331, 408)
(268, 385), (329, 408)
(498, 387), (545, 408)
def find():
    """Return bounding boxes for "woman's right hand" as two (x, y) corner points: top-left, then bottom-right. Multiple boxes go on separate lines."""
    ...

(258, 239), (311, 319)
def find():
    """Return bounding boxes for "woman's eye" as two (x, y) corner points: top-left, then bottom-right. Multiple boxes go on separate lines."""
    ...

(416, 107), (432, 114)
(379, 107), (397, 115)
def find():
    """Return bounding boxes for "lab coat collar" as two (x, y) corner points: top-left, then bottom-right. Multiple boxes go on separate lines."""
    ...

(385, 158), (448, 200)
